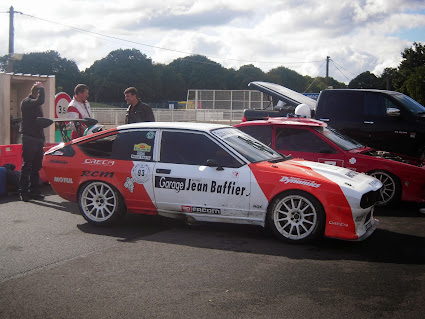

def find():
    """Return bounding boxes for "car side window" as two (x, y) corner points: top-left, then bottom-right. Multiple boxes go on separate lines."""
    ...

(323, 92), (362, 121)
(236, 125), (273, 146)
(275, 127), (337, 154)
(111, 130), (156, 161)
(78, 134), (117, 158)
(363, 93), (387, 118)
(160, 131), (242, 168)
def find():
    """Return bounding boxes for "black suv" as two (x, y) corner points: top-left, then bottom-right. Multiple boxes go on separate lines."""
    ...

(246, 82), (425, 159)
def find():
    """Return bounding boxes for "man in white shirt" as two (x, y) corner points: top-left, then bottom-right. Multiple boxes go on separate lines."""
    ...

(67, 84), (91, 139)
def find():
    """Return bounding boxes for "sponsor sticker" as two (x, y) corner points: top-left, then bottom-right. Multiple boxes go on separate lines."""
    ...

(81, 171), (114, 178)
(279, 176), (321, 188)
(54, 176), (73, 184)
(212, 128), (238, 139)
(50, 159), (68, 164)
(124, 163), (152, 193)
(133, 143), (151, 153)
(83, 159), (115, 166)
(131, 154), (151, 160)
(369, 179), (381, 187)
(155, 176), (186, 192)
(329, 221), (349, 227)
(146, 131), (155, 139)
(349, 157), (357, 165)
(345, 170), (358, 178)
(131, 163), (150, 184)
(181, 206), (221, 215)
(154, 177), (248, 196)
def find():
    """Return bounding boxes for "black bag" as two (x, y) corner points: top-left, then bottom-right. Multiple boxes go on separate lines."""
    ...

(2, 164), (20, 193)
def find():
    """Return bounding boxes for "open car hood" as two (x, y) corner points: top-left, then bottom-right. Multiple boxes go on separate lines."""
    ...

(248, 81), (317, 111)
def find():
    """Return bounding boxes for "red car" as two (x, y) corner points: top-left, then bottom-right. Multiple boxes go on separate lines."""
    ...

(42, 122), (383, 243)
(235, 117), (425, 206)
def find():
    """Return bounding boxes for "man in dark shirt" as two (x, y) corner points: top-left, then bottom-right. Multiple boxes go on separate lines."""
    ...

(124, 87), (155, 124)
(19, 81), (45, 202)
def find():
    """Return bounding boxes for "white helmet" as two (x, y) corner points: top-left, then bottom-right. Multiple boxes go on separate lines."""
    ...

(84, 124), (104, 136)
(295, 104), (311, 118)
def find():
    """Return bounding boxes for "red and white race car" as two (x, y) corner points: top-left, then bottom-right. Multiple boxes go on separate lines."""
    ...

(42, 122), (382, 243)
(235, 117), (425, 206)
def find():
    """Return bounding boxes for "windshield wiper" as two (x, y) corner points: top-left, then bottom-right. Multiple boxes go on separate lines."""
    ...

(268, 155), (292, 163)
(237, 135), (275, 155)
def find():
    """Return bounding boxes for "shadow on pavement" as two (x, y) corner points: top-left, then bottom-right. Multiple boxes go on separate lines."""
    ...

(76, 211), (425, 265)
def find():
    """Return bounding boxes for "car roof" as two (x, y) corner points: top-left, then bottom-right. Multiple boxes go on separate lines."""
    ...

(117, 121), (230, 132)
(237, 117), (327, 128)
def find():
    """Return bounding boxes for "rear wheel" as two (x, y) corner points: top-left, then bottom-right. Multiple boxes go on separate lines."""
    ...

(267, 190), (325, 243)
(369, 171), (401, 206)
(78, 181), (126, 225)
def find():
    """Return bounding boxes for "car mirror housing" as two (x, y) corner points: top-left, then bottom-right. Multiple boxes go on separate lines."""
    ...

(387, 107), (400, 117)
(206, 159), (224, 171)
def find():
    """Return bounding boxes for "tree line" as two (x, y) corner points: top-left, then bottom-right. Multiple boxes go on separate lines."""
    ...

(1, 42), (424, 106)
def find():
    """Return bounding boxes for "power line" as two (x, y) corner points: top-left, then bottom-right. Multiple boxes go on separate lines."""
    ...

(303, 60), (327, 93)
(331, 59), (357, 76)
(330, 59), (352, 83)
(18, 12), (324, 66)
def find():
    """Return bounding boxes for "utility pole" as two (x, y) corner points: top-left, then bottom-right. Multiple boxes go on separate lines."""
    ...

(325, 56), (330, 88)
(7, 6), (22, 72)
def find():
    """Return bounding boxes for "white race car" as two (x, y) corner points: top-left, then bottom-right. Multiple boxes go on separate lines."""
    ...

(43, 122), (382, 243)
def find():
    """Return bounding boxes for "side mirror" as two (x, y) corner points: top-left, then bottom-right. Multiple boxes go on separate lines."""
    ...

(206, 159), (224, 171)
(387, 107), (400, 117)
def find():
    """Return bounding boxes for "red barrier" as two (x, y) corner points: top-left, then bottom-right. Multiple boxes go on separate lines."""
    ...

(0, 143), (59, 184)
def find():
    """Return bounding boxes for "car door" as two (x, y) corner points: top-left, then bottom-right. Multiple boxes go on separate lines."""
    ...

(108, 129), (158, 214)
(153, 130), (251, 219)
(273, 126), (346, 166)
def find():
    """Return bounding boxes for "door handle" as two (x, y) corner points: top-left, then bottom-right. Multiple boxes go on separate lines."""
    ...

(364, 121), (374, 124)
(156, 169), (171, 174)
(319, 118), (329, 122)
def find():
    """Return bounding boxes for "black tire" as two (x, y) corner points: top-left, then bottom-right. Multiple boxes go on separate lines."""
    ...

(267, 190), (325, 243)
(418, 147), (425, 161)
(368, 170), (401, 206)
(78, 181), (126, 226)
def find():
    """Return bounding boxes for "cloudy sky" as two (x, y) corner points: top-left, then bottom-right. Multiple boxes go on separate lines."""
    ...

(1, 0), (425, 84)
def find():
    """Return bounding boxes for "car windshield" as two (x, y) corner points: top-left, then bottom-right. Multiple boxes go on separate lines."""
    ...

(392, 93), (425, 115)
(212, 127), (284, 163)
(314, 126), (364, 151)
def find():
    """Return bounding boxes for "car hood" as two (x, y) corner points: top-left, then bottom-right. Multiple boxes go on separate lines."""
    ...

(294, 160), (381, 190)
(248, 81), (317, 110)
(356, 148), (425, 167)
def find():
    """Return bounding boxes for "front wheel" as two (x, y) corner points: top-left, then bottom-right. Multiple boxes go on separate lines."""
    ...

(369, 171), (401, 206)
(267, 190), (325, 243)
(78, 181), (126, 226)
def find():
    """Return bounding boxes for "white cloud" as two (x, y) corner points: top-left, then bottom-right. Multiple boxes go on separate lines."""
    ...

(1, 0), (424, 85)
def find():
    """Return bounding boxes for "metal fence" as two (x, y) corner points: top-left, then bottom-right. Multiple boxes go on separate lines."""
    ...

(90, 108), (245, 128)
(90, 89), (271, 128)
(186, 89), (271, 110)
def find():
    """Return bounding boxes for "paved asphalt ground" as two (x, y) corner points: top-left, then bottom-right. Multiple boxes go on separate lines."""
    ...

(0, 185), (424, 319)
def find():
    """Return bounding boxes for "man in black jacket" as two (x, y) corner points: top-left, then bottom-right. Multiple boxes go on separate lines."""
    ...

(19, 81), (45, 202)
(124, 87), (155, 124)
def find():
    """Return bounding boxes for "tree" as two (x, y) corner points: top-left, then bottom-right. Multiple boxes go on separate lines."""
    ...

(233, 64), (266, 89)
(169, 55), (231, 92)
(378, 67), (397, 90)
(348, 71), (379, 89)
(266, 66), (307, 92)
(2, 50), (81, 95)
(405, 65), (425, 106)
(393, 42), (425, 105)
(84, 49), (160, 103)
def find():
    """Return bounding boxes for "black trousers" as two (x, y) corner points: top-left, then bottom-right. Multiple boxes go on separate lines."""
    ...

(19, 136), (44, 194)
